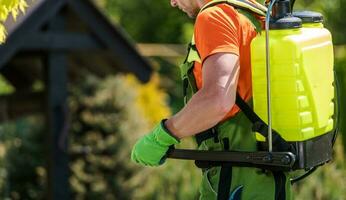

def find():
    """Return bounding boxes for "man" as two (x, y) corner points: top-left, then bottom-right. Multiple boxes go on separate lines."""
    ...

(131, 0), (291, 199)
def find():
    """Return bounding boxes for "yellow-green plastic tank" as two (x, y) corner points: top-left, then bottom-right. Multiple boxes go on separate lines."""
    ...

(251, 12), (334, 142)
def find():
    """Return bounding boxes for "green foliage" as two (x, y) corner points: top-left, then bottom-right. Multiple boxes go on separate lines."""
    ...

(334, 56), (346, 154)
(0, 73), (200, 199)
(0, 117), (46, 200)
(321, 0), (346, 45)
(293, 139), (346, 200)
(155, 58), (185, 113)
(68, 73), (200, 199)
(292, 0), (346, 45)
(68, 74), (147, 199)
(0, 75), (15, 95)
(102, 0), (193, 43)
(96, 0), (193, 113)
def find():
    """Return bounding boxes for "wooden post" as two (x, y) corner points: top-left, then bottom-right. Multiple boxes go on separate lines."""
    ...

(45, 12), (70, 200)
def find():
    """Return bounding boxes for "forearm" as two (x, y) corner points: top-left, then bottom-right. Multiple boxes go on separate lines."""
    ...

(165, 88), (234, 139)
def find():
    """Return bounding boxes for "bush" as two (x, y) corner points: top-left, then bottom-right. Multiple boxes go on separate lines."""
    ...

(0, 116), (46, 200)
(68, 73), (200, 200)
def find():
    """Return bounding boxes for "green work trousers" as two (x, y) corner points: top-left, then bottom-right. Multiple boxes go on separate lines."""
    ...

(197, 112), (292, 200)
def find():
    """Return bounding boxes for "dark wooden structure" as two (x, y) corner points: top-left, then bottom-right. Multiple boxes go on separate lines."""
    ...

(0, 0), (152, 199)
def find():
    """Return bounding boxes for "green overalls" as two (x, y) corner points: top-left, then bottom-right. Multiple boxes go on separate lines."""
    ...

(179, 1), (292, 199)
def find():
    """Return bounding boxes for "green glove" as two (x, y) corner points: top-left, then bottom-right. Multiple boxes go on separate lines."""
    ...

(131, 120), (180, 166)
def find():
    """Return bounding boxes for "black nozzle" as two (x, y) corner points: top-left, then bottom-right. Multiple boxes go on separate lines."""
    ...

(269, 0), (302, 29)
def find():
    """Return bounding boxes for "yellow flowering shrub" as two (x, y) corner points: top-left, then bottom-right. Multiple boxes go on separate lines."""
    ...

(125, 73), (171, 126)
(0, 0), (27, 43)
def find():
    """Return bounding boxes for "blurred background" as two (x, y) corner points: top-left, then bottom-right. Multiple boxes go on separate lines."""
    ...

(0, 0), (345, 199)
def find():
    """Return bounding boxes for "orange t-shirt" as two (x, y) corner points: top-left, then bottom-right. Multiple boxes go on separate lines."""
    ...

(193, 1), (258, 120)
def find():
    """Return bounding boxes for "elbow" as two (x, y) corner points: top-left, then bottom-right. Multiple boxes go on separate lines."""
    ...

(206, 90), (236, 118)
(215, 97), (234, 117)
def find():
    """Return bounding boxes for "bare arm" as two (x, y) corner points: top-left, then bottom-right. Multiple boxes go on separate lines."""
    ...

(165, 52), (240, 139)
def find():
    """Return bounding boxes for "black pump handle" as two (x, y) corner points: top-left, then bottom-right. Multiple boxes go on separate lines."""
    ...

(290, 0), (296, 12)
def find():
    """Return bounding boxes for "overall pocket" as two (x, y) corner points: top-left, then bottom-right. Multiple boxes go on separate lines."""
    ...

(199, 167), (220, 200)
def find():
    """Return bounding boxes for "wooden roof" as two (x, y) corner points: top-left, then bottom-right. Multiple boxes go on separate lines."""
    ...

(0, 0), (152, 92)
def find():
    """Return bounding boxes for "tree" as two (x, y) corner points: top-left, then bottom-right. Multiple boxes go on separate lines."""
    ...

(102, 0), (193, 44)
(98, 0), (195, 113)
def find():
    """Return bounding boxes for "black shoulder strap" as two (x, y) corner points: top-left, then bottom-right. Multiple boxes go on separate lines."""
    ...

(235, 93), (293, 152)
(235, 93), (262, 126)
(194, 93), (292, 152)
(200, 0), (267, 16)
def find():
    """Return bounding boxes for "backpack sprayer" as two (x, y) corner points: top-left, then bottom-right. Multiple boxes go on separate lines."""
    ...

(167, 0), (338, 181)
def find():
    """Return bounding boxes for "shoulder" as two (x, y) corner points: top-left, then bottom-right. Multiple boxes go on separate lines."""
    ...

(193, 4), (242, 63)
(196, 3), (240, 26)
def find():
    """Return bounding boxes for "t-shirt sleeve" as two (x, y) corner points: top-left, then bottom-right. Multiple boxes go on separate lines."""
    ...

(194, 6), (240, 64)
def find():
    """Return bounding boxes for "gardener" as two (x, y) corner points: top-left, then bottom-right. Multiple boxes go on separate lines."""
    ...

(131, 0), (291, 199)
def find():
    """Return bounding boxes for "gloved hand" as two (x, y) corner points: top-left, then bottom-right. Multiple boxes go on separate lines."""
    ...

(131, 120), (180, 166)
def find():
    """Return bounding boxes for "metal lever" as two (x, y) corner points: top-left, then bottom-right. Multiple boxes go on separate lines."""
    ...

(167, 149), (296, 171)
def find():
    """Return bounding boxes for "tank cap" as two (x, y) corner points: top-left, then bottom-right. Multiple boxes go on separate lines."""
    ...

(293, 11), (324, 23)
(270, 16), (302, 30)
